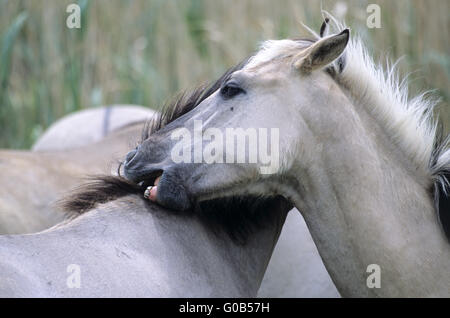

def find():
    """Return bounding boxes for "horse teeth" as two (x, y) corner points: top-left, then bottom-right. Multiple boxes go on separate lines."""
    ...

(144, 185), (154, 199)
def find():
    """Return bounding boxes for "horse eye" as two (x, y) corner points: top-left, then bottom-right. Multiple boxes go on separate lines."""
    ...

(220, 83), (245, 100)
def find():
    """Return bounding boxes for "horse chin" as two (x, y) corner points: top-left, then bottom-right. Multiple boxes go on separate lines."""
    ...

(151, 166), (273, 214)
(154, 170), (192, 212)
(153, 171), (255, 213)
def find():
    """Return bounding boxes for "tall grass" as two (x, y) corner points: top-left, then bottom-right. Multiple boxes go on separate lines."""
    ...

(0, 0), (449, 148)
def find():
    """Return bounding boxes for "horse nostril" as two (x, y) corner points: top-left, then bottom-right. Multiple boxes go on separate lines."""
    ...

(125, 148), (138, 166)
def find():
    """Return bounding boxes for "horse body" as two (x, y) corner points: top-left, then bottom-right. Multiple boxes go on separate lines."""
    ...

(0, 150), (83, 233)
(32, 105), (154, 151)
(0, 196), (286, 297)
(0, 122), (143, 234)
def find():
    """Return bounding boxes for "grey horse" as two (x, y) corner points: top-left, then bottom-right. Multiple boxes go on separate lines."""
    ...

(121, 23), (450, 296)
(0, 193), (290, 297)
(0, 121), (147, 234)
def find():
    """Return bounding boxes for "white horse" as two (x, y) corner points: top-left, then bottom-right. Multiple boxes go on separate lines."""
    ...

(122, 21), (450, 297)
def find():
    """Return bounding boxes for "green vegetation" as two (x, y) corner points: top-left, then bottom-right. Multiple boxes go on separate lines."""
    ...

(0, 0), (448, 148)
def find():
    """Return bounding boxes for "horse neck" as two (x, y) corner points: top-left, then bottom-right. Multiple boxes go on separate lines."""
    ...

(68, 197), (286, 296)
(292, 89), (450, 297)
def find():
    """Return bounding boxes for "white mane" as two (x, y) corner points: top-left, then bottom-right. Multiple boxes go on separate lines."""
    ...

(338, 35), (438, 173)
(327, 19), (450, 191)
(249, 17), (450, 191)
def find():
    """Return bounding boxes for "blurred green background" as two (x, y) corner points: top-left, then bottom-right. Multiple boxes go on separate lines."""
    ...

(0, 0), (449, 149)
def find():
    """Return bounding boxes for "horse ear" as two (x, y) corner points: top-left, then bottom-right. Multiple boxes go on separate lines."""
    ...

(294, 29), (350, 73)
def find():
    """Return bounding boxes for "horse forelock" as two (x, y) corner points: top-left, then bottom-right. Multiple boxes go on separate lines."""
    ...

(244, 39), (313, 70)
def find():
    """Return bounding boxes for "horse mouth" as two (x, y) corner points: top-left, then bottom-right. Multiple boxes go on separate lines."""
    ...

(134, 170), (163, 189)
(133, 169), (192, 212)
(135, 169), (253, 213)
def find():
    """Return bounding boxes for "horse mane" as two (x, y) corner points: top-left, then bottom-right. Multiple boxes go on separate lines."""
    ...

(432, 127), (450, 240)
(312, 14), (450, 241)
(140, 57), (250, 142)
(60, 175), (290, 244)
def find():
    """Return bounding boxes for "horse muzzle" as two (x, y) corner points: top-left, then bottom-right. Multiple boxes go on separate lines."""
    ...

(124, 149), (192, 212)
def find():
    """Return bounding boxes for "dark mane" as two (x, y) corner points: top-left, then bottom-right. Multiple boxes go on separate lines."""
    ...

(59, 56), (294, 244)
(59, 176), (143, 216)
(431, 125), (450, 241)
(436, 172), (450, 241)
(140, 57), (250, 142)
(59, 176), (290, 245)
